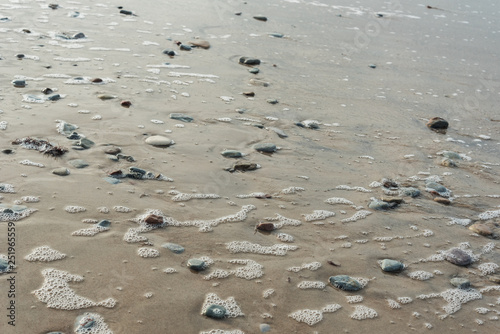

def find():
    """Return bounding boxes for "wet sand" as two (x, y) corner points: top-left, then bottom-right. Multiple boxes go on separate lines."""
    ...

(1, 0), (499, 333)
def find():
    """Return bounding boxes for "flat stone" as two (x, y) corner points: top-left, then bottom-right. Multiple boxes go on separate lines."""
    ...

(239, 57), (261, 66)
(179, 44), (192, 51)
(254, 143), (276, 153)
(97, 220), (111, 228)
(450, 277), (470, 289)
(250, 78), (269, 87)
(205, 304), (226, 319)
(170, 113), (193, 122)
(269, 127), (287, 138)
(145, 214), (163, 225)
(68, 159), (89, 168)
(103, 177), (121, 184)
(52, 167), (70, 176)
(161, 242), (185, 254)
(468, 223), (493, 236)
(260, 324), (271, 333)
(434, 197), (451, 205)
(47, 94), (61, 101)
(187, 258), (205, 271)
(269, 33), (284, 38)
(400, 187), (420, 198)
(72, 32), (85, 39)
(249, 67), (260, 74)
(104, 146), (121, 155)
(445, 248), (472, 266)
(107, 154), (119, 161)
(12, 79), (26, 87)
(266, 99), (279, 104)
(77, 138), (95, 149)
(329, 275), (362, 291)
(145, 135), (174, 147)
(380, 197), (403, 204)
(253, 16), (268, 21)
(488, 275), (500, 284)
(189, 40), (210, 49)
(425, 182), (448, 193)
(221, 150), (243, 158)
(97, 94), (115, 100)
(380, 259), (404, 272)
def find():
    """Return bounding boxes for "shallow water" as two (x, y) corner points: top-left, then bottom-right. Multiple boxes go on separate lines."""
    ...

(0, 0), (499, 333)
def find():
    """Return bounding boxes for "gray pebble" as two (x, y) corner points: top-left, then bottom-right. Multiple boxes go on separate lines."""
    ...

(266, 99), (278, 104)
(253, 16), (268, 22)
(0, 258), (9, 272)
(380, 259), (404, 272)
(161, 242), (185, 254)
(239, 57), (261, 66)
(269, 127), (287, 138)
(260, 324), (271, 333)
(107, 154), (119, 161)
(97, 220), (111, 228)
(47, 94), (61, 101)
(425, 181), (448, 193)
(52, 167), (70, 176)
(12, 79), (26, 87)
(204, 304), (226, 319)
(249, 67), (260, 74)
(162, 49), (176, 56)
(221, 150), (243, 158)
(329, 275), (362, 291)
(72, 32), (85, 39)
(187, 258), (205, 271)
(104, 146), (121, 155)
(179, 44), (192, 51)
(399, 187), (420, 198)
(103, 177), (121, 184)
(445, 248), (472, 266)
(170, 113), (193, 122)
(254, 143), (276, 153)
(450, 277), (470, 289)
(145, 135), (174, 147)
(68, 159), (89, 168)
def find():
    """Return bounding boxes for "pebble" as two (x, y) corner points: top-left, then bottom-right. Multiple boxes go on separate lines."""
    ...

(369, 64), (377, 68)
(76, 138), (95, 149)
(243, 91), (255, 97)
(104, 146), (121, 155)
(433, 197), (451, 205)
(121, 100), (132, 108)
(450, 277), (471, 289)
(445, 248), (472, 266)
(179, 44), (192, 51)
(441, 158), (457, 167)
(187, 258), (205, 271)
(256, 222), (275, 231)
(120, 9), (133, 15)
(12, 79), (26, 88)
(368, 198), (396, 210)
(380, 259), (404, 272)
(269, 33), (283, 38)
(97, 94), (115, 100)
(145, 135), (174, 147)
(468, 223), (493, 237)
(250, 78), (269, 87)
(0, 258), (9, 272)
(266, 99), (279, 104)
(189, 40), (210, 49)
(221, 150), (243, 158)
(269, 127), (287, 138)
(427, 117), (449, 131)
(249, 67), (260, 74)
(15, 53), (25, 59)
(47, 94), (61, 101)
(42, 88), (54, 95)
(170, 113), (193, 122)
(328, 275), (362, 291)
(162, 49), (176, 56)
(399, 187), (420, 197)
(72, 32), (86, 39)
(253, 16), (268, 22)
(260, 324), (271, 333)
(425, 181), (447, 193)
(103, 177), (121, 184)
(68, 159), (89, 168)
(488, 275), (500, 284)
(2, 149), (14, 154)
(117, 153), (135, 162)
(107, 155), (119, 161)
(145, 214), (164, 225)
(162, 242), (185, 254)
(98, 220), (111, 228)
(254, 143), (276, 153)
(239, 57), (261, 66)
(225, 161), (261, 173)
(204, 304), (226, 319)
(52, 167), (70, 176)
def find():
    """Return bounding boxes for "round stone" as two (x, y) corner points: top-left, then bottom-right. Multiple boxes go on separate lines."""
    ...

(72, 32), (85, 39)
(249, 67), (260, 74)
(380, 259), (404, 272)
(52, 167), (70, 176)
(145, 135), (174, 147)
(68, 159), (89, 168)
(328, 275), (362, 291)
(205, 304), (226, 319)
(162, 242), (185, 254)
(450, 277), (470, 289)
(254, 143), (276, 153)
(445, 248), (472, 266)
(187, 258), (205, 271)
(221, 150), (243, 158)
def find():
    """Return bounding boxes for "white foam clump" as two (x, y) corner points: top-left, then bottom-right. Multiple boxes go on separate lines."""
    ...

(478, 209), (500, 220)
(398, 297), (413, 304)
(72, 224), (110, 237)
(25, 246), (66, 262)
(169, 72), (219, 78)
(201, 293), (243, 318)
(33, 268), (117, 310)
(0, 183), (15, 193)
(169, 190), (220, 202)
(386, 299), (401, 309)
(97, 207), (109, 214)
(0, 208), (37, 222)
(303, 210), (335, 222)
(264, 214), (302, 229)
(204, 259), (263, 280)
(325, 197), (355, 206)
(21, 196), (40, 203)
(350, 305), (378, 320)
(74, 312), (113, 334)
(417, 288), (482, 319)
(288, 304), (342, 326)
(0, 121), (8, 130)
(226, 241), (298, 256)
(478, 263), (499, 276)
(65, 205), (86, 213)
(336, 185), (372, 193)
(199, 330), (244, 334)
(369, 181), (382, 188)
(217, 117), (232, 122)
(263, 288), (275, 298)
(276, 233), (294, 242)
(114, 205), (132, 213)
(447, 217), (472, 226)
(341, 210), (372, 223)
(280, 186), (305, 194)
(408, 271), (434, 281)
(19, 159), (45, 167)
(476, 307), (491, 314)
(163, 268), (178, 274)
(287, 261), (322, 272)
(297, 281), (326, 289)
(137, 247), (160, 258)
(236, 192), (267, 199)
(346, 295), (363, 304)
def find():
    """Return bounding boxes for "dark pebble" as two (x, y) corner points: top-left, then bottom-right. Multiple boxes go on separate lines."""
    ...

(120, 9), (133, 15)
(42, 88), (53, 94)
(145, 214), (163, 225)
(253, 16), (268, 21)
(179, 44), (192, 51)
(205, 304), (226, 319)
(97, 220), (111, 228)
(162, 49), (176, 56)
(187, 258), (206, 271)
(427, 117), (449, 131)
(47, 94), (61, 101)
(445, 248), (472, 266)
(239, 57), (261, 66)
(329, 275), (362, 291)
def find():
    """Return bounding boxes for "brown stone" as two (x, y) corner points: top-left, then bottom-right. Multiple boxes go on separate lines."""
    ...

(121, 100), (132, 108)
(445, 248), (472, 266)
(468, 223), (493, 236)
(434, 197), (451, 205)
(189, 40), (210, 49)
(145, 214), (163, 225)
(104, 146), (121, 155)
(427, 117), (449, 130)
(91, 78), (103, 83)
(243, 91), (255, 97)
(256, 222), (275, 231)
(381, 197), (403, 204)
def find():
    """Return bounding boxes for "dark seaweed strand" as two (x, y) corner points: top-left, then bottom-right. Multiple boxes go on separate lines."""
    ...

(12, 137), (68, 157)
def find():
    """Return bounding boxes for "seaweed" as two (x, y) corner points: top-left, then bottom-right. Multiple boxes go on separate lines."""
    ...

(12, 137), (68, 158)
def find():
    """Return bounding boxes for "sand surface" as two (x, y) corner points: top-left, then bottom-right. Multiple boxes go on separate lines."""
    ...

(1, 0), (499, 333)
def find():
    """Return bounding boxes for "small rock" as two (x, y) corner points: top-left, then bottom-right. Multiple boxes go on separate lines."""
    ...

(329, 275), (362, 291)
(179, 44), (192, 51)
(441, 158), (457, 167)
(442, 151), (461, 160)
(170, 113), (193, 122)
(107, 155), (119, 161)
(119, 9), (133, 15)
(48, 4), (59, 10)
(249, 78), (269, 87)
(380, 259), (404, 272)
(12, 79), (26, 88)
(369, 198), (397, 210)
(256, 222), (275, 231)
(68, 159), (89, 168)
(42, 88), (53, 95)
(117, 153), (135, 162)
(253, 16), (268, 22)
(243, 91), (255, 97)
(427, 117), (449, 132)
(225, 161), (261, 173)
(254, 143), (276, 153)
(468, 223), (493, 236)
(187, 258), (205, 271)
(145, 214), (163, 225)
(249, 67), (260, 74)
(445, 248), (472, 266)
(145, 135), (174, 147)
(52, 167), (70, 176)
(91, 78), (103, 83)
(189, 40), (210, 49)
(269, 127), (287, 138)
(239, 57), (261, 66)
(104, 146), (121, 155)
(399, 187), (420, 198)
(162, 49), (176, 56)
(235, 12), (242, 16)
(47, 94), (61, 101)
(380, 197), (403, 204)
(0, 258), (10, 272)
(2, 149), (14, 154)
(434, 197), (451, 205)
(369, 64), (377, 68)
(103, 177), (121, 184)
(204, 304), (226, 319)
(72, 32), (85, 39)
(121, 100), (132, 108)
(97, 94), (115, 100)
(97, 220), (111, 228)
(266, 99), (278, 104)
(450, 277), (470, 289)
(162, 242), (185, 254)
(260, 324), (271, 333)
(425, 182), (448, 194)
(269, 33), (283, 38)
(221, 150), (243, 158)
(15, 54), (25, 59)
(76, 138), (95, 149)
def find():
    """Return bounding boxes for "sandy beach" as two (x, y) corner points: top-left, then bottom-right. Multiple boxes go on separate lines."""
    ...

(1, 0), (499, 333)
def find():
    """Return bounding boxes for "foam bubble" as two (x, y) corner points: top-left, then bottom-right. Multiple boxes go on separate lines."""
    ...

(226, 241), (298, 256)
(350, 305), (378, 320)
(303, 210), (335, 222)
(200, 293), (243, 318)
(25, 246), (66, 262)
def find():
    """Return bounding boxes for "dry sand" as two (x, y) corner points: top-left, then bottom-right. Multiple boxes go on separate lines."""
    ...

(0, 0), (499, 333)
